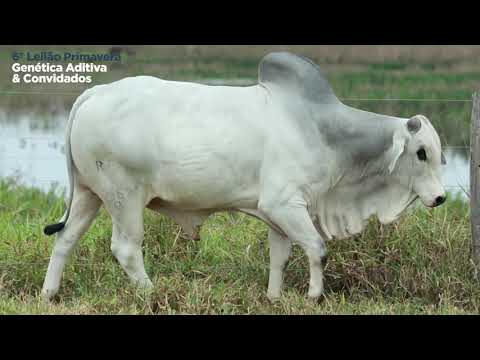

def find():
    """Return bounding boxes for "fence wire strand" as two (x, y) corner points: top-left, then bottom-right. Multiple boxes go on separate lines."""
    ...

(0, 89), (474, 102)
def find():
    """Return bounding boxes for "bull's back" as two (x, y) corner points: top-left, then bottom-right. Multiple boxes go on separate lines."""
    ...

(71, 76), (269, 209)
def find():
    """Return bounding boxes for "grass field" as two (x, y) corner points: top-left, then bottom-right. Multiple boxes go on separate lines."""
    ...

(0, 45), (479, 314)
(0, 180), (478, 315)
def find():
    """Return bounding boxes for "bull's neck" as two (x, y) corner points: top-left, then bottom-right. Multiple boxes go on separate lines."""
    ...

(314, 103), (405, 161)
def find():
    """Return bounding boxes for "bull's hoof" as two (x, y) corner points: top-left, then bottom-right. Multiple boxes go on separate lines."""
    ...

(307, 294), (325, 304)
(133, 280), (154, 300)
(267, 293), (281, 303)
(40, 288), (57, 303)
(191, 227), (201, 241)
(321, 254), (328, 268)
(307, 286), (324, 301)
(136, 278), (154, 290)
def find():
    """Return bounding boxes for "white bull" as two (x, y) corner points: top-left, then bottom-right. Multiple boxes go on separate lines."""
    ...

(42, 52), (446, 301)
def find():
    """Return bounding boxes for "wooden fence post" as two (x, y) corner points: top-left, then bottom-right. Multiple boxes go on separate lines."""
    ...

(470, 92), (480, 274)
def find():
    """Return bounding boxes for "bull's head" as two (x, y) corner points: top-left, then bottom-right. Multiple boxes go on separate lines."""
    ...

(387, 115), (446, 208)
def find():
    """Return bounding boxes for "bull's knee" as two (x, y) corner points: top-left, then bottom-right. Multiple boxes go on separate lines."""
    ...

(307, 240), (327, 261)
(111, 242), (137, 267)
(110, 238), (152, 287)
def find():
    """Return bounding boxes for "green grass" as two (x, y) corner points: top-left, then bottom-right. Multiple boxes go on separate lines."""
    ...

(0, 179), (478, 314)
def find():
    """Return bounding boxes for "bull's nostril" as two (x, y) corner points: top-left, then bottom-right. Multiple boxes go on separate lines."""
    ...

(435, 196), (446, 206)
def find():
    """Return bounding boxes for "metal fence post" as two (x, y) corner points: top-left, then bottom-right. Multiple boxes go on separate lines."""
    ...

(470, 92), (480, 274)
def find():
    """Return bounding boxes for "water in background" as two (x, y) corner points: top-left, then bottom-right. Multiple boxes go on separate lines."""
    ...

(0, 106), (67, 193)
(0, 83), (471, 200)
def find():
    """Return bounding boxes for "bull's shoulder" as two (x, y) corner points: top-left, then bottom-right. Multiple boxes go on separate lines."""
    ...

(258, 52), (340, 105)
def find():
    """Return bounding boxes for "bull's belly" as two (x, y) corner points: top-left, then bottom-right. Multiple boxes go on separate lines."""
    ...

(148, 161), (261, 210)
(150, 181), (260, 210)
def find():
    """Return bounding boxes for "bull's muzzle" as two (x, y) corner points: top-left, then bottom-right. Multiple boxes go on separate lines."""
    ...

(433, 195), (446, 207)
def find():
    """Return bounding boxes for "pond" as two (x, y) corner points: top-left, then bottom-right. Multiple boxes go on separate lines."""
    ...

(0, 80), (471, 201)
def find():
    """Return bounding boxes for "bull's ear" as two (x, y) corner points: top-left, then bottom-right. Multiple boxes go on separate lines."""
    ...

(441, 152), (447, 165)
(407, 116), (422, 134)
(388, 134), (406, 174)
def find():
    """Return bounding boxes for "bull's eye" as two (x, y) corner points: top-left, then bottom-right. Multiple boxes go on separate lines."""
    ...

(417, 148), (427, 161)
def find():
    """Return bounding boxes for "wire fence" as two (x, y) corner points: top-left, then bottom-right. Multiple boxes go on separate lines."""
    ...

(0, 95), (473, 190)
(0, 89), (475, 102)
(0, 99), (472, 192)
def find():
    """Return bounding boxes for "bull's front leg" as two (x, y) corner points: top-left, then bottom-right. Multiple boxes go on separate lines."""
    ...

(260, 198), (327, 300)
(267, 229), (292, 301)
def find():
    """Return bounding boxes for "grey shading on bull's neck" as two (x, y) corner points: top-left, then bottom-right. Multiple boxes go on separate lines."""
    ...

(259, 52), (402, 171)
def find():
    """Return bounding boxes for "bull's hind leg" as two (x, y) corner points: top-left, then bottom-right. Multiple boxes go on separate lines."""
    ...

(41, 185), (102, 301)
(104, 188), (153, 290)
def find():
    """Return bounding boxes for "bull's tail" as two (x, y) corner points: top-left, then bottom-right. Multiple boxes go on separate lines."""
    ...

(43, 89), (95, 236)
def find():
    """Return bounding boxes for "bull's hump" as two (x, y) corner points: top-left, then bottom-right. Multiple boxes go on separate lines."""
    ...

(258, 52), (340, 105)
